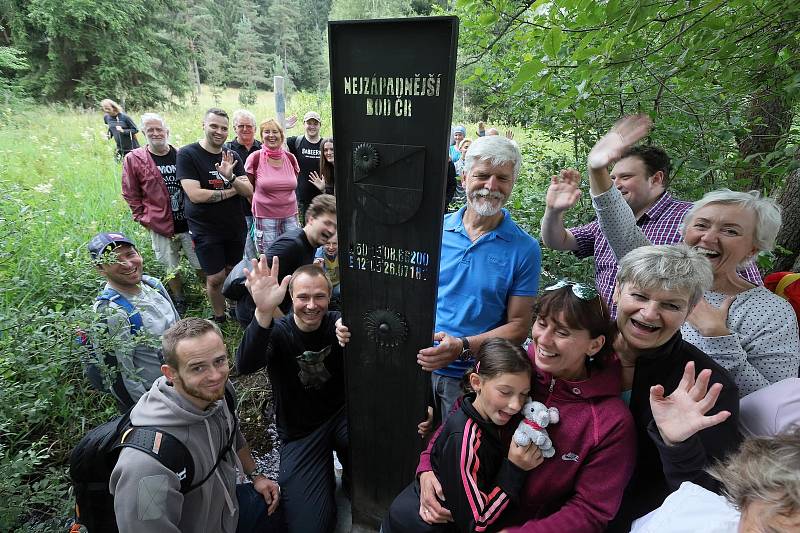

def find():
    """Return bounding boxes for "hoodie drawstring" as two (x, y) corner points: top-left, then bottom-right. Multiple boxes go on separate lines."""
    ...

(203, 418), (236, 516)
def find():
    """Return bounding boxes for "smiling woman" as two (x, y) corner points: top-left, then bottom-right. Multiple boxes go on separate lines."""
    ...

(608, 244), (742, 530)
(587, 116), (800, 398)
(245, 118), (301, 255)
(594, 184), (800, 397)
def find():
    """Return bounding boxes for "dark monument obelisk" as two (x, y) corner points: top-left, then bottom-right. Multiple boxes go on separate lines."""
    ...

(328, 16), (459, 531)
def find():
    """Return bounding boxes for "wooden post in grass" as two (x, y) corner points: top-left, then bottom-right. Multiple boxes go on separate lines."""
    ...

(274, 76), (285, 129)
(328, 16), (459, 531)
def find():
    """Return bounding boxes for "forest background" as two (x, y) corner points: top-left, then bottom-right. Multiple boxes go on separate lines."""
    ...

(1, 0), (799, 531)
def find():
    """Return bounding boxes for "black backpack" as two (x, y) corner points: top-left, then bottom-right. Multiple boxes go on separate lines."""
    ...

(69, 388), (236, 533)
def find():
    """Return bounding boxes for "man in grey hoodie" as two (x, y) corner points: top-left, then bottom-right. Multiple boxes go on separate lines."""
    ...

(110, 317), (282, 532)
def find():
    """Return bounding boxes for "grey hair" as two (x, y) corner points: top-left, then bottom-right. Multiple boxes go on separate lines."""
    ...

(616, 244), (713, 307)
(232, 109), (257, 127)
(140, 113), (168, 130)
(681, 189), (782, 252)
(708, 429), (800, 527)
(462, 135), (522, 179)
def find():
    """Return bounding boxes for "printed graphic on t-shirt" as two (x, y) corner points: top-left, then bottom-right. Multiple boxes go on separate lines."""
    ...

(150, 148), (187, 232)
(296, 345), (332, 389)
(324, 255), (340, 287)
(301, 147), (321, 159)
(206, 170), (227, 190)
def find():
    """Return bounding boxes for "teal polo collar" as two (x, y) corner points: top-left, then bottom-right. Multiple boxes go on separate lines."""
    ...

(444, 206), (514, 242)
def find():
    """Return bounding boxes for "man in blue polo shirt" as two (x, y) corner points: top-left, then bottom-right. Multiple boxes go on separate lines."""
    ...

(417, 135), (541, 420)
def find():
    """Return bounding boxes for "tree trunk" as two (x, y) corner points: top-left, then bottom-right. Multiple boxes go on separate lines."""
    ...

(773, 164), (800, 273)
(735, 85), (794, 191)
(191, 58), (201, 94)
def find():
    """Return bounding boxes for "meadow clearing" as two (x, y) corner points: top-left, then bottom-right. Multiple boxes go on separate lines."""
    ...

(0, 87), (581, 531)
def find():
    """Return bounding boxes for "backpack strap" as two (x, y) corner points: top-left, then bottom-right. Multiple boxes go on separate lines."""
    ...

(776, 273), (800, 298)
(142, 275), (169, 299)
(115, 426), (196, 492)
(97, 288), (144, 334)
(92, 289), (142, 408)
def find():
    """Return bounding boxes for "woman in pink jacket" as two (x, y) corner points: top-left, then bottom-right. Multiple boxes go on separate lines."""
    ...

(416, 281), (636, 532)
(245, 118), (301, 255)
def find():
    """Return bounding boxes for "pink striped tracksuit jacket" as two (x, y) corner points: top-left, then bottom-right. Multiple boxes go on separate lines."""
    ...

(383, 394), (525, 533)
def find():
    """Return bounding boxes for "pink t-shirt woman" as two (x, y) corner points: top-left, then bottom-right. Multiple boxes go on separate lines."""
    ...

(245, 119), (301, 254)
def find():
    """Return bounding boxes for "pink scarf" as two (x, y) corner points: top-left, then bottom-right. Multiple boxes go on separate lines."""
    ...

(265, 147), (284, 160)
(258, 146), (300, 175)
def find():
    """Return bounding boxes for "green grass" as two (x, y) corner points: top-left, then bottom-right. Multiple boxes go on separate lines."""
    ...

(0, 85), (582, 531)
(0, 86), (340, 532)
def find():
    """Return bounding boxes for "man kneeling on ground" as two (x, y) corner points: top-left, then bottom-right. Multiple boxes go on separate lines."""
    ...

(110, 317), (282, 533)
(236, 258), (347, 533)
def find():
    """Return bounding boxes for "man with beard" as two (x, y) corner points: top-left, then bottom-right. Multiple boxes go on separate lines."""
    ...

(416, 135), (542, 420)
(178, 108), (253, 323)
(110, 317), (282, 533)
(122, 113), (202, 315)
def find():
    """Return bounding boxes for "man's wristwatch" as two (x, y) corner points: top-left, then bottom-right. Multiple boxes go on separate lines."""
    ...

(457, 336), (472, 362)
(247, 467), (268, 481)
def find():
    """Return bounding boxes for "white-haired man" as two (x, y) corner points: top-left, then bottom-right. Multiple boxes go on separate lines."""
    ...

(225, 110), (261, 260)
(122, 113), (202, 314)
(417, 135), (542, 420)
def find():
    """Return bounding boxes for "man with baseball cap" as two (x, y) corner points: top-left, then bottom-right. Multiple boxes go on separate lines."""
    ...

(286, 111), (324, 225)
(84, 231), (180, 410)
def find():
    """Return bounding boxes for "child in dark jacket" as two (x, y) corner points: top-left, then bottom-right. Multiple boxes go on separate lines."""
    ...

(382, 338), (543, 533)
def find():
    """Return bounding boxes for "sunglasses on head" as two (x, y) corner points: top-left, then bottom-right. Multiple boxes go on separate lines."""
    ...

(543, 279), (599, 300)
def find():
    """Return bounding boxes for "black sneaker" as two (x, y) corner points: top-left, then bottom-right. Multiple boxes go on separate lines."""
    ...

(210, 314), (227, 324)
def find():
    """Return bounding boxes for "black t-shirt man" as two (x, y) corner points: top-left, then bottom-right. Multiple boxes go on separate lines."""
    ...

(149, 146), (188, 234)
(236, 311), (344, 442)
(266, 227), (317, 314)
(287, 136), (323, 205)
(176, 142), (246, 238)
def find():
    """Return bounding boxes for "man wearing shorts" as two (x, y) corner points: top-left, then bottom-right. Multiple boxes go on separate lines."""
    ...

(122, 113), (202, 315)
(178, 108), (253, 323)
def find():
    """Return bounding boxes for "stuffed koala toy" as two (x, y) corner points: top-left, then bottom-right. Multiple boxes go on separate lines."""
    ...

(513, 400), (560, 458)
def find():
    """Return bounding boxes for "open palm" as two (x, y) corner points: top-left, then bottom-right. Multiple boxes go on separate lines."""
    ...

(588, 114), (653, 169)
(546, 169), (582, 212)
(244, 255), (291, 312)
(649, 361), (731, 446)
(215, 150), (237, 180)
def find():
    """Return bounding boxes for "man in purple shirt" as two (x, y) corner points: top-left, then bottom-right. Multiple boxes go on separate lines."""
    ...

(541, 145), (760, 316)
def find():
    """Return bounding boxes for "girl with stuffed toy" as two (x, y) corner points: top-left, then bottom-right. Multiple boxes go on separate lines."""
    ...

(413, 281), (636, 532)
(382, 338), (543, 533)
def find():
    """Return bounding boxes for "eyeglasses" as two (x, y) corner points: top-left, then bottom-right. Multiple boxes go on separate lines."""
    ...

(236, 124), (254, 130)
(543, 279), (599, 300)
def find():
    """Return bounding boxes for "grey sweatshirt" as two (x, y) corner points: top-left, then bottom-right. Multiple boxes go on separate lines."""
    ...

(109, 376), (245, 533)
